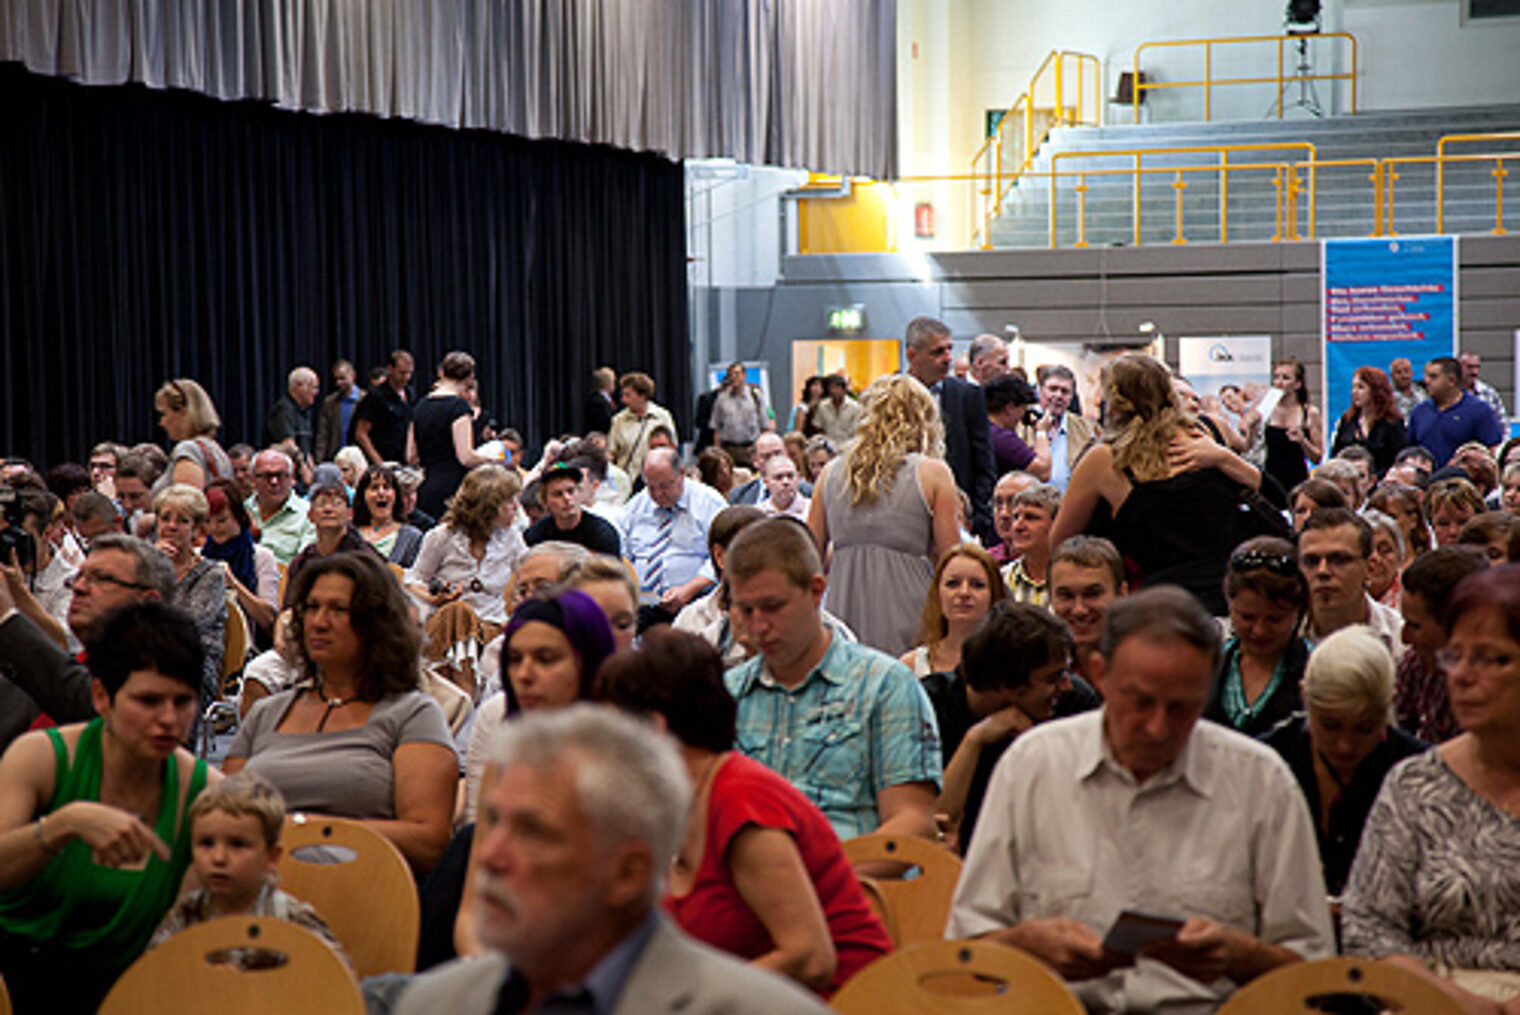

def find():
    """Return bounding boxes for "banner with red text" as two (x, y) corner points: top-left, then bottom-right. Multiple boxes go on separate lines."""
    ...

(1322, 237), (1458, 420)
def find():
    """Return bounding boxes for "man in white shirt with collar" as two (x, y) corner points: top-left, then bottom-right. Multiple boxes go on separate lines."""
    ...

(1298, 507), (1403, 652)
(948, 586), (1333, 1014)
(618, 448), (725, 629)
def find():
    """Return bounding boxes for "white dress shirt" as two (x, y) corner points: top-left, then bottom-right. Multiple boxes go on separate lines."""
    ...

(948, 711), (1334, 1014)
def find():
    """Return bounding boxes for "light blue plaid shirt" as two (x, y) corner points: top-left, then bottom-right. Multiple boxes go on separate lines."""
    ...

(725, 634), (942, 841)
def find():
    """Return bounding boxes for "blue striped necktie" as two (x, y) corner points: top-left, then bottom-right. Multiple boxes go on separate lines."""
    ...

(644, 505), (676, 593)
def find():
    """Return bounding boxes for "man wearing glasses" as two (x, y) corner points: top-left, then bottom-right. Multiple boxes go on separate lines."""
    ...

(1297, 507), (1403, 652)
(245, 449), (315, 566)
(0, 534), (174, 749)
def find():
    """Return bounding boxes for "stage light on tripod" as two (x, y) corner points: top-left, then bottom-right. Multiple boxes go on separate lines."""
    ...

(1286, 0), (1321, 30)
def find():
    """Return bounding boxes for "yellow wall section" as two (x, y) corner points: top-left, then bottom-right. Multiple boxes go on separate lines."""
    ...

(790, 339), (903, 405)
(797, 180), (895, 254)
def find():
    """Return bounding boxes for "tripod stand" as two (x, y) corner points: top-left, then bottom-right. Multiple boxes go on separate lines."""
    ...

(1268, 27), (1325, 118)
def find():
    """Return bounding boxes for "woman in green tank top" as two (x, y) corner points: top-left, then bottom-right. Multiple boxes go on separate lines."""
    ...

(0, 601), (216, 1013)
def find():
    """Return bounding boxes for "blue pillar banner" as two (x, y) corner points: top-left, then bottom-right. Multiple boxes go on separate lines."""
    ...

(1322, 236), (1458, 422)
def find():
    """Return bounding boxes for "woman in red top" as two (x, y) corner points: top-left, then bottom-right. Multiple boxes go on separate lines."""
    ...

(596, 628), (892, 996)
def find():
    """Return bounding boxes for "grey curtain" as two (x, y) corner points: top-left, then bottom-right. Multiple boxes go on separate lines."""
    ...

(0, 0), (897, 178)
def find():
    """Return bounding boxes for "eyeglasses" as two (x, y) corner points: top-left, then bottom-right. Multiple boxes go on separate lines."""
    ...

(1229, 551), (1299, 576)
(88, 460), (115, 472)
(1436, 647), (1515, 675)
(253, 471), (292, 481)
(73, 568), (152, 592)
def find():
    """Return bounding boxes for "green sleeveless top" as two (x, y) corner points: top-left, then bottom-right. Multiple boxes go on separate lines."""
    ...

(0, 719), (208, 973)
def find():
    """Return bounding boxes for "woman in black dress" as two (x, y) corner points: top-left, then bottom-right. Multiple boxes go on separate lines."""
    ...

(1263, 357), (1324, 507)
(414, 351), (496, 518)
(1330, 366), (1406, 477)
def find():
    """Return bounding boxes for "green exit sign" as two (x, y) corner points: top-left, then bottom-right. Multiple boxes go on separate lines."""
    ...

(828, 305), (866, 333)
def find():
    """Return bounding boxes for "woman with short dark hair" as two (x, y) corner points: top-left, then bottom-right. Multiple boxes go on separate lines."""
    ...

(0, 601), (216, 1012)
(596, 627), (891, 996)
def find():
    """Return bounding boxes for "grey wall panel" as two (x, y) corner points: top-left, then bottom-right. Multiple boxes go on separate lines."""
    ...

(704, 236), (1520, 421)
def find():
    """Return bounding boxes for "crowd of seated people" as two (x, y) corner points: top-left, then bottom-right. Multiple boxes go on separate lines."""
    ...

(6, 334), (1520, 1014)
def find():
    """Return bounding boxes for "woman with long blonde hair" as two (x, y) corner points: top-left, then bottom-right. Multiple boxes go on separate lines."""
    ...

(1049, 352), (1263, 614)
(807, 373), (960, 655)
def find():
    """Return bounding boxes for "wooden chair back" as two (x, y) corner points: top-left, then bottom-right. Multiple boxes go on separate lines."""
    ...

(99, 916), (362, 1014)
(275, 815), (419, 978)
(832, 939), (1084, 1014)
(221, 592), (250, 689)
(0, 975), (10, 1015)
(1217, 957), (1466, 1014)
(841, 833), (962, 946)
(386, 561), (406, 589)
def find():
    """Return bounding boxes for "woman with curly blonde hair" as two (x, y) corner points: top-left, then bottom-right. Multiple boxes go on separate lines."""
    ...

(807, 373), (960, 655)
(1049, 352), (1263, 614)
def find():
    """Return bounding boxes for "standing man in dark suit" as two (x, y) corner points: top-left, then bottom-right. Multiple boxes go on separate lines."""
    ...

(395, 706), (827, 1014)
(582, 366), (617, 436)
(905, 316), (996, 543)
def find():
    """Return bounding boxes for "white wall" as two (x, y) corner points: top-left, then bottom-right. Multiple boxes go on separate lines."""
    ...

(1344, 0), (1520, 109)
(907, 0), (1520, 173)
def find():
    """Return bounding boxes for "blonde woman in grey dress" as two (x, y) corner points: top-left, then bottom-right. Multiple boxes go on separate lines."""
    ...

(807, 374), (960, 657)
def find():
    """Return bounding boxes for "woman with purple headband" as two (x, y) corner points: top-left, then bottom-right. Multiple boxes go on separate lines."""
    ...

(412, 587), (616, 971)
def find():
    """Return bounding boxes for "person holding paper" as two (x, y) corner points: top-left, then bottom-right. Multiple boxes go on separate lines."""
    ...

(946, 586), (1334, 1014)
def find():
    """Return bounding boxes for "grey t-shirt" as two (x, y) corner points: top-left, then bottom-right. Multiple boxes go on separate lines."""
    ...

(229, 688), (455, 819)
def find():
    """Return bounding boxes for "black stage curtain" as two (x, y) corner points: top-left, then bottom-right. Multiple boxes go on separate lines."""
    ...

(0, 64), (689, 470)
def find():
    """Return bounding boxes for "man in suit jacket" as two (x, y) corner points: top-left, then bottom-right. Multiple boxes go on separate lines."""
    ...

(396, 706), (826, 1015)
(1018, 364), (1097, 492)
(905, 316), (997, 543)
(583, 366), (617, 436)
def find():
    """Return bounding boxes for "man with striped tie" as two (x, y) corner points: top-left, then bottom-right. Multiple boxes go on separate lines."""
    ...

(618, 447), (727, 632)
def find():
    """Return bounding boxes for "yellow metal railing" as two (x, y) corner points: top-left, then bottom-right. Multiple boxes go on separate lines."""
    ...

(1132, 32), (1357, 122)
(969, 50), (1102, 248)
(1048, 144), (1316, 246)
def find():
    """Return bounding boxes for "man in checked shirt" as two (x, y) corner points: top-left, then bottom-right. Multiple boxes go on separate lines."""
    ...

(721, 517), (942, 844)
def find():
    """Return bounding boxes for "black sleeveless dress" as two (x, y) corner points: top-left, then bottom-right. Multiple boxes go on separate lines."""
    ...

(1110, 467), (1246, 615)
(1263, 404), (1310, 507)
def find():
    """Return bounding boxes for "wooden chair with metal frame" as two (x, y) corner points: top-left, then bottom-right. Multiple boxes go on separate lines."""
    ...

(275, 814), (420, 979)
(840, 833), (963, 947)
(831, 939), (1085, 1014)
(1216, 956), (1466, 1014)
(98, 916), (362, 1015)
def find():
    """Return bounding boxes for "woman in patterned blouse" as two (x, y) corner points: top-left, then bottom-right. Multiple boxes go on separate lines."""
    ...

(1343, 564), (1520, 1013)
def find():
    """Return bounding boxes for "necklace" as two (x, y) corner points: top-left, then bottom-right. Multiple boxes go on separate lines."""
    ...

(309, 681), (356, 732)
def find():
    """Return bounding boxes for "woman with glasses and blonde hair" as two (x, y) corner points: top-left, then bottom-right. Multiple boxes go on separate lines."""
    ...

(901, 543), (1009, 680)
(807, 373), (961, 656)
(1344, 564), (1520, 1011)
(1262, 625), (1425, 897)
(1050, 352), (1264, 615)
(152, 378), (232, 491)
(1204, 536), (1310, 737)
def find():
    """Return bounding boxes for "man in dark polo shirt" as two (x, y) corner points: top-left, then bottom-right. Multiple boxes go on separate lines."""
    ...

(350, 349), (416, 465)
(523, 462), (621, 556)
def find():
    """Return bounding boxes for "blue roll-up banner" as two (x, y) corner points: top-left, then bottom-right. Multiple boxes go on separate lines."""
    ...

(1322, 237), (1458, 420)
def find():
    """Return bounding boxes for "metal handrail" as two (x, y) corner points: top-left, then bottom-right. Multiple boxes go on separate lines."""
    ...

(1434, 133), (1520, 232)
(1132, 32), (1357, 122)
(1048, 143), (1315, 246)
(1381, 149), (1520, 237)
(969, 50), (1101, 248)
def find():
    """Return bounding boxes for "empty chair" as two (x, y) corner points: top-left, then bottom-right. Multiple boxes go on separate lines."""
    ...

(840, 833), (962, 946)
(275, 815), (420, 978)
(1217, 956), (1465, 1014)
(99, 916), (361, 1015)
(832, 939), (1084, 1014)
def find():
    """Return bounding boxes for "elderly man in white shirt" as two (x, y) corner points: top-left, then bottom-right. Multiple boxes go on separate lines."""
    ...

(947, 586), (1333, 1015)
(757, 453), (809, 521)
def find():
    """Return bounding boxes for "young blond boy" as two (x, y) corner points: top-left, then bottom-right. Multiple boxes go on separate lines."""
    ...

(149, 772), (349, 967)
